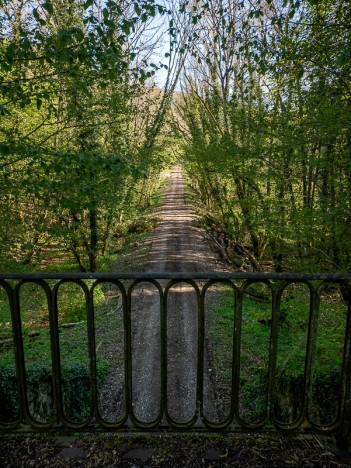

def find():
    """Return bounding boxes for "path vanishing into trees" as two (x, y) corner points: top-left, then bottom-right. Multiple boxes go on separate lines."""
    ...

(131, 165), (225, 423)
(2, 170), (351, 467)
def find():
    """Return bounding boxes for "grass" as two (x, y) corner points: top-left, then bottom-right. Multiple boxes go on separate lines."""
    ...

(0, 249), (144, 422)
(0, 262), (134, 422)
(207, 281), (348, 424)
(184, 181), (199, 203)
(0, 279), (110, 421)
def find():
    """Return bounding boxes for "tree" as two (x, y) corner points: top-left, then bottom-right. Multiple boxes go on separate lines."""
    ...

(0, 0), (179, 271)
(175, 0), (351, 272)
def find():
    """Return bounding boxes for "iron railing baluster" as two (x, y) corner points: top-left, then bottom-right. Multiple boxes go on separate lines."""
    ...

(87, 283), (98, 424)
(13, 281), (31, 427)
(128, 279), (164, 429)
(267, 284), (278, 427)
(164, 279), (200, 430)
(305, 283), (320, 429)
(0, 279), (20, 430)
(337, 281), (351, 448)
(233, 285), (243, 429)
(0, 272), (350, 449)
(160, 282), (167, 428)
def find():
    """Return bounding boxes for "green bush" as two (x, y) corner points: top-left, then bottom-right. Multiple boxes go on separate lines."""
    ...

(128, 217), (157, 234)
(0, 364), (19, 422)
(0, 359), (109, 424)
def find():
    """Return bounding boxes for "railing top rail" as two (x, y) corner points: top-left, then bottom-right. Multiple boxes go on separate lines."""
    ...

(1, 269), (351, 446)
(0, 272), (350, 280)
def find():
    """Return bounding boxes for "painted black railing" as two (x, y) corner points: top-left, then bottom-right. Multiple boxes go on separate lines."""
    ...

(0, 272), (350, 447)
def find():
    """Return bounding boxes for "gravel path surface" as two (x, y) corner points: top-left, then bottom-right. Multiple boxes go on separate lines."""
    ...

(131, 166), (224, 423)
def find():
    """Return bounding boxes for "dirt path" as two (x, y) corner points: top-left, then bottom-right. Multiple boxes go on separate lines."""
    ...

(148, 166), (220, 273)
(131, 165), (223, 423)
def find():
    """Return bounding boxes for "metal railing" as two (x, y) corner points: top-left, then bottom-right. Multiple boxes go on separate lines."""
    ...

(0, 272), (350, 447)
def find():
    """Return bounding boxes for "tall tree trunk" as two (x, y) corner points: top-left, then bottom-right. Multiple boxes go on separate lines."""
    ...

(89, 208), (98, 272)
(235, 177), (259, 257)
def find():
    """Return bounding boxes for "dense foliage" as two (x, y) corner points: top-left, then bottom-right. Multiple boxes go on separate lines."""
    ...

(0, 0), (177, 271)
(1, 0), (351, 273)
(175, 0), (351, 272)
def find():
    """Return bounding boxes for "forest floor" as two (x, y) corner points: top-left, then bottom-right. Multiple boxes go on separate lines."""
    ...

(1, 167), (351, 466)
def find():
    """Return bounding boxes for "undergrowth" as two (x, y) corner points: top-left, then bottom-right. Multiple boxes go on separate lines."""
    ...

(0, 176), (166, 423)
(208, 282), (347, 424)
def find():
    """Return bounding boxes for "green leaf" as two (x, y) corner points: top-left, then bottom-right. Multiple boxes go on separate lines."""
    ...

(0, 104), (11, 116)
(134, 3), (141, 16)
(0, 143), (11, 155)
(105, 19), (115, 28)
(33, 8), (42, 22)
(33, 8), (46, 26)
(83, 0), (94, 9)
(74, 28), (84, 41)
(42, 2), (54, 14)
(121, 24), (130, 35)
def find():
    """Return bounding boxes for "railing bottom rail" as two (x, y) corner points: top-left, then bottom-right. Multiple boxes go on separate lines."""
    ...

(0, 272), (350, 449)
